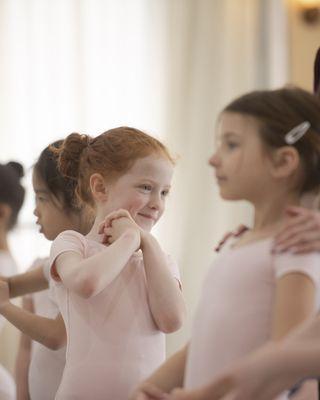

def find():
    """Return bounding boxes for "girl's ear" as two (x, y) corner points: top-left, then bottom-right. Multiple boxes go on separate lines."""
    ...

(89, 173), (108, 202)
(0, 203), (12, 227)
(270, 146), (300, 179)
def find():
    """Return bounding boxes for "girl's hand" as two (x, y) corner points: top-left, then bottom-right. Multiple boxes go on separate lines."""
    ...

(273, 206), (320, 254)
(99, 209), (141, 247)
(130, 382), (170, 400)
(0, 279), (10, 311)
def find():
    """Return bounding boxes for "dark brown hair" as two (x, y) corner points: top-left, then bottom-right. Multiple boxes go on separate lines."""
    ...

(0, 162), (25, 230)
(314, 47), (320, 96)
(34, 140), (80, 213)
(54, 126), (174, 208)
(223, 86), (320, 193)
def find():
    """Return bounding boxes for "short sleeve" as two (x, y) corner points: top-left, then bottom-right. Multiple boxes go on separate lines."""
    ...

(166, 254), (182, 289)
(273, 251), (320, 288)
(49, 230), (85, 281)
(42, 259), (51, 282)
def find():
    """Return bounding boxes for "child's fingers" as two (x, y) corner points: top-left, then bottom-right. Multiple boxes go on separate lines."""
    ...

(139, 383), (169, 399)
(276, 213), (314, 238)
(285, 206), (310, 217)
(170, 377), (235, 400)
(274, 218), (318, 246)
(105, 209), (132, 227)
(274, 225), (320, 253)
(273, 229), (320, 253)
(102, 235), (112, 245)
(168, 388), (193, 399)
(290, 240), (320, 254)
(98, 223), (107, 234)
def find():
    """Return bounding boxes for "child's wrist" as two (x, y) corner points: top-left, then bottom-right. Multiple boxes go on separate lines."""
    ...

(122, 228), (140, 250)
(140, 231), (153, 251)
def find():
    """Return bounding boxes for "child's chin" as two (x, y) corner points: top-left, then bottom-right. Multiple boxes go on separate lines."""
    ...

(137, 219), (154, 232)
(220, 191), (242, 201)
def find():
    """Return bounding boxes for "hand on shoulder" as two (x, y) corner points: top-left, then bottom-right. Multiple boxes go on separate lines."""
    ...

(274, 206), (320, 254)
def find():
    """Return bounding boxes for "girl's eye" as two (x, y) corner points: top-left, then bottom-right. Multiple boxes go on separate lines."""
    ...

(139, 185), (152, 192)
(161, 190), (169, 197)
(226, 142), (239, 150)
(36, 195), (47, 202)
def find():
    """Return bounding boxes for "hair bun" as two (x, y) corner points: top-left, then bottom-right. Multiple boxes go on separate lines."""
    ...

(7, 161), (24, 179)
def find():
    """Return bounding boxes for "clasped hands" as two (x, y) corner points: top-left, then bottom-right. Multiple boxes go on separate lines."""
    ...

(98, 209), (142, 250)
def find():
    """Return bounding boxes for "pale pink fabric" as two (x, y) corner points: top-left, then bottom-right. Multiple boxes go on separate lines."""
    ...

(49, 230), (180, 400)
(0, 251), (17, 400)
(27, 258), (65, 400)
(184, 237), (320, 400)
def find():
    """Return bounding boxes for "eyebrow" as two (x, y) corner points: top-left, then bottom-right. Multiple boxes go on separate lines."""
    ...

(136, 179), (171, 189)
(34, 189), (49, 194)
(222, 131), (241, 139)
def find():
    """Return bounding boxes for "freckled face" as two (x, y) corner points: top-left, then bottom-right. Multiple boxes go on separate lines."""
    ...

(103, 154), (174, 231)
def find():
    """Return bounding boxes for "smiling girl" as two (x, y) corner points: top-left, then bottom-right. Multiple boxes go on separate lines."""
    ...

(48, 127), (185, 399)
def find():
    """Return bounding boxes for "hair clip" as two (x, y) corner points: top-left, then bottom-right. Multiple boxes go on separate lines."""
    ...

(284, 121), (311, 145)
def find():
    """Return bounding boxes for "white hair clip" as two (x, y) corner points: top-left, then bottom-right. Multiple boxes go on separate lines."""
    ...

(284, 121), (311, 145)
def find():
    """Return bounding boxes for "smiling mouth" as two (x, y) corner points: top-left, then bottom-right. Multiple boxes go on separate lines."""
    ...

(138, 213), (156, 222)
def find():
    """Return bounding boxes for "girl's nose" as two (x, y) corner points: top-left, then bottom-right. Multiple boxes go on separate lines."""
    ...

(149, 194), (161, 210)
(208, 152), (219, 167)
(33, 207), (38, 217)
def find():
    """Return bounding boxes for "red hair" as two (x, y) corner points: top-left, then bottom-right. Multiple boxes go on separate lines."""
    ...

(54, 127), (174, 208)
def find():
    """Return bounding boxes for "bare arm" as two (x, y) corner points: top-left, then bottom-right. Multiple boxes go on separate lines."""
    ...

(141, 232), (185, 333)
(100, 209), (185, 333)
(169, 317), (320, 400)
(130, 345), (188, 399)
(272, 272), (316, 340)
(55, 229), (140, 298)
(272, 272), (318, 398)
(15, 297), (33, 400)
(6, 267), (48, 298)
(0, 281), (65, 350)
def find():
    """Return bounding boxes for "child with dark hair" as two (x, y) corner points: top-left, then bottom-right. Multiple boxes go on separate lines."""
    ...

(0, 160), (25, 400)
(132, 86), (320, 400)
(0, 141), (92, 400)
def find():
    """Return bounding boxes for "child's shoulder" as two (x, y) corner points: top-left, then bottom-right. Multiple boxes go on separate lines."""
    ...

(53, 230), (87, 248)
(215, 225), (248, 252)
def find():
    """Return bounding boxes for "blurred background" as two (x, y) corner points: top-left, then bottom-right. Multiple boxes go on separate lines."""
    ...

(0, 0), (319, 375)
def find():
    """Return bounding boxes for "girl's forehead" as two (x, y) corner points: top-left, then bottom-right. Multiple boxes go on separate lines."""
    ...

(216, 112), (261, 140)
(128, 155), (174, 176)
(32, 170), (46, 188)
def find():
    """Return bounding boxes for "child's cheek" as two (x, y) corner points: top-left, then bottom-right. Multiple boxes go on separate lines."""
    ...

(125, 196), (146, 216)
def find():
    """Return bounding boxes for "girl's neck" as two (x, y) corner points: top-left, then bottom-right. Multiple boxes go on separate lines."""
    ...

(86, 208), (106, 242)
(0, 229), (10, 252)
(252, 191), (301, 235)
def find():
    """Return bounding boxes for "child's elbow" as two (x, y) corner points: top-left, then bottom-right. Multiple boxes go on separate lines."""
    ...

(158, 313), (184, 334)
(47, 338), (63, 351)
(46, 333), (66, 351)
(73, 276), (98, 299)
